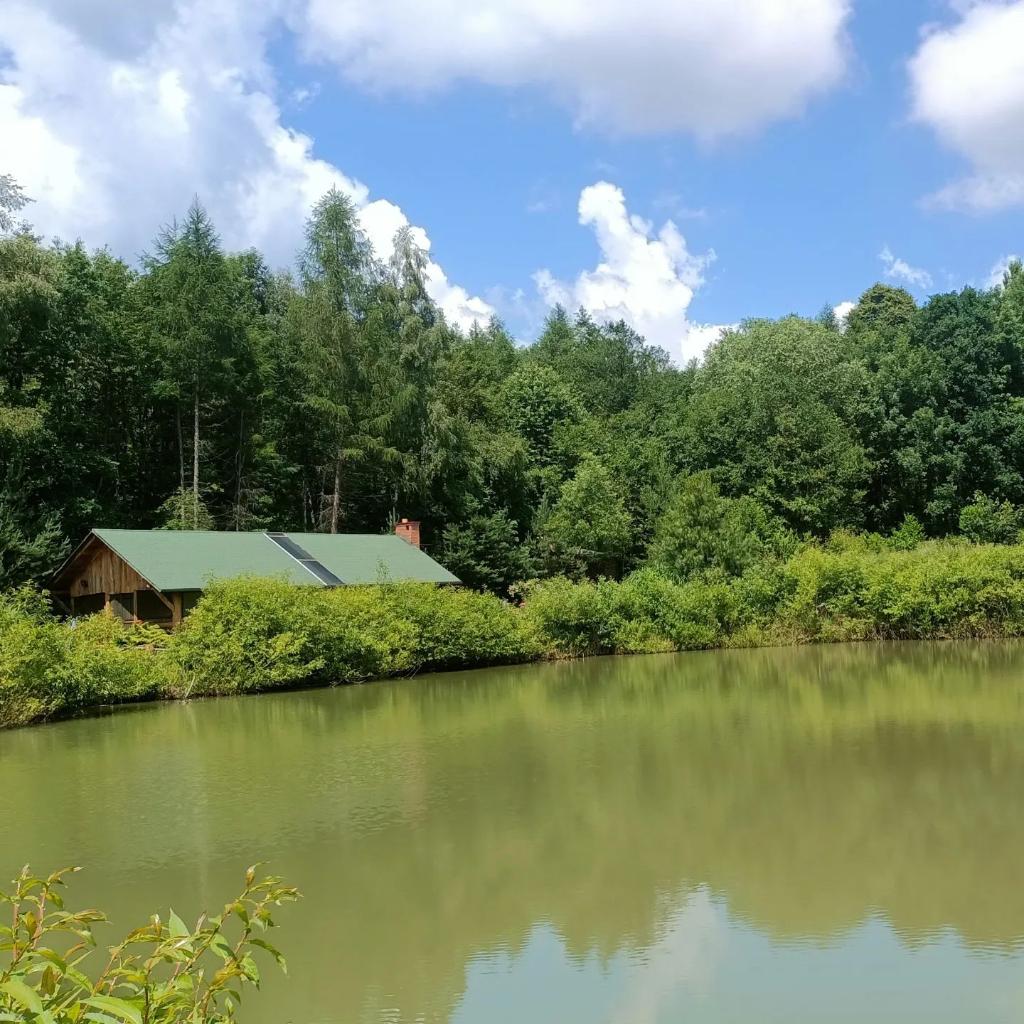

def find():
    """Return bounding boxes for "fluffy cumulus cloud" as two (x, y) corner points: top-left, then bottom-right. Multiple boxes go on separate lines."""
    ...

(534, 182), (727, 364)
(0, 0), (493, 330)
(986, 253), (1022, 289)
(909, 1), (1024, 211)
(879, 245), (933, 291)
(298, 0), (851, 139)
(0, 0), (854, 339)
(833, 300), (856, 325)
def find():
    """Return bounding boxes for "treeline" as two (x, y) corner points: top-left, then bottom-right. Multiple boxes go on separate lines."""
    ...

(3, 175), (1024, 592)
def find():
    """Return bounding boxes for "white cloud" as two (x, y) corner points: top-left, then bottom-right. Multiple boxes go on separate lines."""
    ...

(909, 1), (1024, 211)
(298, 0), (851, 140)
(0, 0), (493, 331)
(534, 182), (727, 363)
(985, 253), (1022, 289)
(356, 197), (494, 328)
(610, 889), (726, 1024)
(878, 245), (933, 291)
(833, 299), (856, 325)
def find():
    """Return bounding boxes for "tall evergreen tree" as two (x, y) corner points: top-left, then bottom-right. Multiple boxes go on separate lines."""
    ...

(296, 189), (401, 531)
(145, 201), (246, 529)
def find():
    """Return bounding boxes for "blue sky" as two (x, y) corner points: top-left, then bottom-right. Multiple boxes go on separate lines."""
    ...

(3, 0), (1023, 360)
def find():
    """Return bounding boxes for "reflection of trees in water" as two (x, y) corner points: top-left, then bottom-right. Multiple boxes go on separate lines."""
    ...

(4, 640), (1024, 1023)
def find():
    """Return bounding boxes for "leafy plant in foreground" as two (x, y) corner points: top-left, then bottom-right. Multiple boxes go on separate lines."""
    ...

(0, 866), (298, 1023)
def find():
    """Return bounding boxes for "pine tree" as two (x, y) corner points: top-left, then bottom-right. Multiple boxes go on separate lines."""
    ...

(296, 189), (402, 531)
(145, 200), (245, 529)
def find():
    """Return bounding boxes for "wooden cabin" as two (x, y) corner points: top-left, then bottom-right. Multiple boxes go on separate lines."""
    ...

(48, 523), (458, 627)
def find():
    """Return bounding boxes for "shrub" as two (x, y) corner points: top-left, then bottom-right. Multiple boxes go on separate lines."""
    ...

(0, 588), (68, 726)
(611, 569), (729, 652)
(889, 513), (926, 551)
(58, 614), (166, 705)
(170, 577), (330, 695)
(0, 588), (170, 728)
(170, 578), (539, 697)
(732, 560), (797, 623)
(317, 585), (421, 679)
(604, 569), (678, 653)
(523, 570), (732, 656)
(0, 865), (297, 1024)
(774, 540), (1024, 642)
(959, 492), (1023, 544)
(520, 576), (619, 656)
(379, 583), (541, 669)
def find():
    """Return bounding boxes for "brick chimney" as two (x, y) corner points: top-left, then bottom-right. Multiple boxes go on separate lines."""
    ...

(395, 518), (421, 548)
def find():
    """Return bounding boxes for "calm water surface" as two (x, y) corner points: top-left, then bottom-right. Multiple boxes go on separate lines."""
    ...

(4, 642), (1024, 1022)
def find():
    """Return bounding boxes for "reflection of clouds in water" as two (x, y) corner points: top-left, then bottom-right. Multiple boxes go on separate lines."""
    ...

(454, 925), (615, 1024)
(453, 888), (726, 1024)
(611, 887), (726, 1024)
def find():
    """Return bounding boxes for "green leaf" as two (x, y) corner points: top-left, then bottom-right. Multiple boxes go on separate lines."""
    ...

(83, 1012), (124, 1024)
(82, 995), (143, 1024)
(64, 966), (93, 992)
(33, 949), (68, 974)
(167, 910), (189, 939)
(240, 954), (260, 986)
(0, 978), (43, 1015)
(248, 937), (285, 970)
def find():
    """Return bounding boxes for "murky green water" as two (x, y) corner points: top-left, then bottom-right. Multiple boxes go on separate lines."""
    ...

(4, 642), (1024, 1022)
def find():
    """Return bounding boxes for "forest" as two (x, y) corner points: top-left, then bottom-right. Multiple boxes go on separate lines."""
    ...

(3, 171), (1024, 594)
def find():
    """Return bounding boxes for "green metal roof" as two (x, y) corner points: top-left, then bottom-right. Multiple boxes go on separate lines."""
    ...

(292, 533), (459, 585)
(88, 529), (459, 591)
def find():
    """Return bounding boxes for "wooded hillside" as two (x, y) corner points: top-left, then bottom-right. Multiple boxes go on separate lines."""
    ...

(3, 175), (1024, 591)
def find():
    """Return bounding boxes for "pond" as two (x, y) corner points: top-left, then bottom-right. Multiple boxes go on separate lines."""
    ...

(3, 642), (1024, 1022)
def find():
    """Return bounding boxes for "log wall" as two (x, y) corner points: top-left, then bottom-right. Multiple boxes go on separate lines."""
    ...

(67, 543), (150, 597)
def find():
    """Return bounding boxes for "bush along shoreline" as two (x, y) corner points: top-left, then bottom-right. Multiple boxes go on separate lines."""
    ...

(6, 534), (1024, 729)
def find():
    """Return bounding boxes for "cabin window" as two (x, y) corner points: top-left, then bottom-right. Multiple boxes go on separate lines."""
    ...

(182, 591), (202, 616)
(71, 593), (105, 617)
(110, 593), (135, 622)
(136, 590), (172, 623)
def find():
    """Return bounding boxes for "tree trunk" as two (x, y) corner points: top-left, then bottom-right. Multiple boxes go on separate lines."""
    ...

(192, 381), (200, 530)
(330, 455), (341, 534)
(234, 411), (245, 531)
(176, 405), (185, 494)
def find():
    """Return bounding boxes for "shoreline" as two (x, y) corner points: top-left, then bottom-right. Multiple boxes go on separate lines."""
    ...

(8, 631), (1024, 733)
(8, 538), (1024, 730)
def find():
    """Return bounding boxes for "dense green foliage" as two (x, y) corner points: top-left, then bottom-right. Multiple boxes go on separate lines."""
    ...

(9, 532), (1024, 727)
(0, 866), (296, 1023)
(171, 577), (540, 695)
(648, 472), (794, 581)
(523, 536), (1024, 656)
(4, 175), (1024, 592)
(7, 176), (1024, 729)
(0, 580), (540, 727)
(0, 587), (169, 728)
